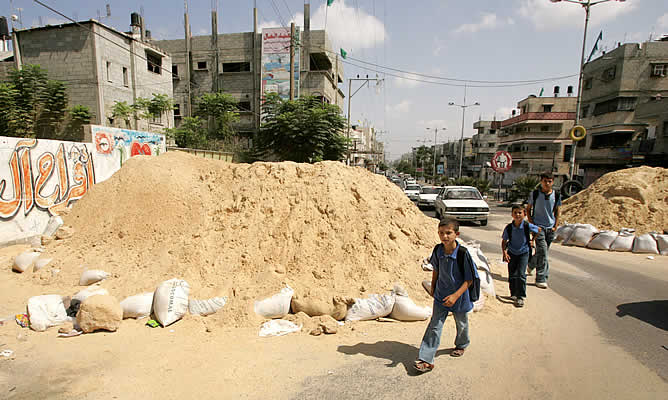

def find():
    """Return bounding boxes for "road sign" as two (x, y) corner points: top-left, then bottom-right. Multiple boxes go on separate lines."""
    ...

(491, 151), (512, 173)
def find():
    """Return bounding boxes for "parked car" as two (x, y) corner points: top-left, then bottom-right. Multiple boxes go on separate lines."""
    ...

(404, 184), (422, 201)
(434, 186), (489, 226)
(417, 186), (443, 209)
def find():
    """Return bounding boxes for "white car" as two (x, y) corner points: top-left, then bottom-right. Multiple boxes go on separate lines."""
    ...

(417, 186), (443, 209)
(434, 186), (489, 226)
(404, 184), (422, 201)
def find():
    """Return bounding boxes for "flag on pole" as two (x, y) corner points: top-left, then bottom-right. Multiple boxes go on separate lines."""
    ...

(587, 30), (603, 63)
(327, 0), (335, 6)
(539, 87), (544, 96)
(340, 48), (347, 59)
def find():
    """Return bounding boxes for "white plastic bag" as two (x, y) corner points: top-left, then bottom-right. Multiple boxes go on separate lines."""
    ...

(656, 234), (668, 256)
(587, 231), (619, 250)
(610, 228), (635, 252)
(13, 251), (41, 273)
(390, 295), (431, 321)
(43, 215), (64, 237)
(632, 233), (659, 254)
(345, 293), (395, 322)
(472, 296), (485, 312)
(72, 285), (109, 303)
(258, 319), (302, 337)
(564, 224), (598, 247)
(478, 269), (496, 297)
(555, 224), (575, 243)
(254, 286), (294, 319)
(79, 269), (110, 286)
(33, 258), (52, 272)
(153, 279), (190, 327)
(120, 292), (154, 319)
(27, 295), (68, 332)
(189, 297), (227, 316)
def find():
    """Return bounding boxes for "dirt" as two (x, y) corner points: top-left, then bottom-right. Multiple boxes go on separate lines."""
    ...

(561, 166), (668, 233)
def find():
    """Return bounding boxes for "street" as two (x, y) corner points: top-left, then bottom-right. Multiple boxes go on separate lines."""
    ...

(422, 202), (668, 382)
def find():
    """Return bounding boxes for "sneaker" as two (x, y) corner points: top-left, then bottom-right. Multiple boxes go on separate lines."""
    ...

(526, 268), (534, 276)
(515, 298), (525, 308)
(510, 295), (517, 301)
(536, 282), (548, 289)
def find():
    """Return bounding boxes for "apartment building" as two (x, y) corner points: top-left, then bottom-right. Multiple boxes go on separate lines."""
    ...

(471, 120), (501, 180)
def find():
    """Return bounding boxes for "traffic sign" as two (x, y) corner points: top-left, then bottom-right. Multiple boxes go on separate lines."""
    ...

(491, 151), (512, 173)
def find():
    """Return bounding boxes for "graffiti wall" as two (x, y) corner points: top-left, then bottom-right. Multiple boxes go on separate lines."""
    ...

(0, 126), (165, 237)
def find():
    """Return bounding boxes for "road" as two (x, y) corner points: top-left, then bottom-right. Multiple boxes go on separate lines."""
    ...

(422, 202), (668, 382)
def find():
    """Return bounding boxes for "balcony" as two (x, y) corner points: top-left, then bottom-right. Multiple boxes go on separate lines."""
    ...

(500, 112), (575, 128)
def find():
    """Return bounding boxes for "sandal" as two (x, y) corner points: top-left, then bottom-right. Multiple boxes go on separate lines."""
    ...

(413, 360), (434, 373)
(451, 348), (465, 357)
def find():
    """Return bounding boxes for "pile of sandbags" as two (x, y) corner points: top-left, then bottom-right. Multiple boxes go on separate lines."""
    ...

(556, 223), (666, 256)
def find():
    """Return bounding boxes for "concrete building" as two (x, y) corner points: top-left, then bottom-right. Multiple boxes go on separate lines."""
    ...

(577, 39), (668, 186)
(472, 120), (501, 180)
(441, 138), (474, 179)
(153, 4), (344, 140)
(2, 16), (174, 133)
(498, 92), (577, 185)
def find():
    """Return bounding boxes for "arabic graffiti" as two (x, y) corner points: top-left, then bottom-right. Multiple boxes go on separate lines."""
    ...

(0, 139), (95, 219)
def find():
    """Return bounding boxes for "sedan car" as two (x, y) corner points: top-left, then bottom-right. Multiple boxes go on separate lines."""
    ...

(434, 186), (489, 226)
(417, 186), (443, 209)
(404, 184), (422, 202)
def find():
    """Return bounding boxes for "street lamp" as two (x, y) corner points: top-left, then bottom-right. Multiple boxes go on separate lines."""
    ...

(426, 127), (446, 184)
(550, 0), (626, 179)
(449, 91), (479, 179)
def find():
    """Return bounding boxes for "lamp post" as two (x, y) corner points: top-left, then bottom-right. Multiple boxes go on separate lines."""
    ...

(550, 0), (626, 179)
(426, 127), (446, 184)
(449, 87), (479, 180)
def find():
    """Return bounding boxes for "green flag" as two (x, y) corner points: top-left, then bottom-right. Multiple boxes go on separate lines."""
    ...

(539, 87), (544, 97)
(340, 48), (347, 59)
(327, 0), (334, 6)
(587, 30), (603, 63)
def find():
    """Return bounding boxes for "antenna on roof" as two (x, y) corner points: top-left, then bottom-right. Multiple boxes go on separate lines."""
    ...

(106, 4), (111, 18)
(38, 16), (43, 26)
(140, 6), (145, 18)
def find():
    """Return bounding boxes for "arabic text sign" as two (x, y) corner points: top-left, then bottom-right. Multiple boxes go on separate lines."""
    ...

(261, 27), (300, 100)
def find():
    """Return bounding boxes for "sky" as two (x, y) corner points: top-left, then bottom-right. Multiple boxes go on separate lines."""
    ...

(5, 0), (668, 160)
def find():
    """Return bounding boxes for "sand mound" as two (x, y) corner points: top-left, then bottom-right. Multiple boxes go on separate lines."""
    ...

(35, 152), (443, 327)
(561, 166), (668, 233)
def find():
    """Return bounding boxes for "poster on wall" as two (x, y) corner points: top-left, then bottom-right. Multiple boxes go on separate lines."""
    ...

(261, 27), (300, 100)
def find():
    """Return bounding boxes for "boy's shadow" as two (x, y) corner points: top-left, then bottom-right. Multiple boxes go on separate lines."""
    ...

(337, 341), (455, 376)
(490, 271), (508, 283)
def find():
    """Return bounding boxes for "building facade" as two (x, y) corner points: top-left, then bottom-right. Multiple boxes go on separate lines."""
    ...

(471, 120), (501, 180)
(498, 93), (576, 185)
(577, 39), (668, 186)
(2, 17), (174, 133)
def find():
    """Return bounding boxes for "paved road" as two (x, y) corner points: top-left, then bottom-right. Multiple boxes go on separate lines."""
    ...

(421, 203), (668, 382)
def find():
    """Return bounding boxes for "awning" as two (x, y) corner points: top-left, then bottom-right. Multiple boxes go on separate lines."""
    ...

(590, 129), (636, 136)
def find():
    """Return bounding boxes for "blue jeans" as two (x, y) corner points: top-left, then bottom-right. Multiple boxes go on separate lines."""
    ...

(508, 251), (529, 298)
(418, 300), (470, 364)
(529, 229), (555, 283)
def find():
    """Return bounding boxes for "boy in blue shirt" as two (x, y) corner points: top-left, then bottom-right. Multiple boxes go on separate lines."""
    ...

(414, 218), (475, 373)
(502, 205), (540, 308)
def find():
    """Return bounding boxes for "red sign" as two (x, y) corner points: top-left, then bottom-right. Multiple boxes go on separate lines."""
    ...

(491, 151), (512, 173)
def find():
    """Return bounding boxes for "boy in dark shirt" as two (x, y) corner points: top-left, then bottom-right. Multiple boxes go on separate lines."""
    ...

(502, 205), (540, 308)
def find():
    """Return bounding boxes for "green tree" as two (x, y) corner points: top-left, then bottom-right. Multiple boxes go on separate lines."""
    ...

(395, 160), (415, 176)
(195, 92), (240, 144)
(62, 105), (92, 141)
(111, 101), (134, 128)
(164, 116), (208, 149)
(256, 94), (348, 162)
(511, 176), (540, 202)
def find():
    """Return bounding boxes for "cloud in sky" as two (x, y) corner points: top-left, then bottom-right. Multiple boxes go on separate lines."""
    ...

(386, 100), (412, 114)
(454, 13), (501, 34)
(392, 72), (423, 89)
(657, 13), (668, 30)
(519, 0), (638, 30)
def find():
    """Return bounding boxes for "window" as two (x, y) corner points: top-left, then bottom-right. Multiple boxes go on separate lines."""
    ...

(563, 145), (572, 162)
(593, 97), (636, 116)
(174, 104), (181, 117)
(590, 131), (633, 149)
(196, 61), (208, 70)
(650, 64), (667, 77)
(489, 129), (496, 134)
(122, 67), (128, 87)
(584, 78), (593, 90)
(618, 97), (636, 111)
(106, 61), (112, 82)
(488, 143), (495, 147)
(540, 125), (550, 132)
(601, 66), (616, 82)
(238, 101), (251, 111)
(150, 113), (162, 125)
(172, 65), (179, 77)
(663, 121), (668, 137)
(146, 51), (162, 74)
(538, 145), (548, 152)
(223, 62), (251, 72)
(542, 104), (553, 112)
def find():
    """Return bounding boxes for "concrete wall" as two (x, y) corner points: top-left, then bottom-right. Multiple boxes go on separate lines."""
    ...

(0, 126), (165, 237)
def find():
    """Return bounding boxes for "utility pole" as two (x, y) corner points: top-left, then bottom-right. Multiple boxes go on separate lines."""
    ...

(184, 0), (192, 117)
(416, 137), (431, 183)
(289, 22), (295, 100)
(449, 85), (479, 180)
(347, 76), (384, 165)
(427, 127), (446, 184)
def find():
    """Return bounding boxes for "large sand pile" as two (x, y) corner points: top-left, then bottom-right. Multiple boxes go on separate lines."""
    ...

(561, 166), (668, 233)
(32, 152), (442, 327)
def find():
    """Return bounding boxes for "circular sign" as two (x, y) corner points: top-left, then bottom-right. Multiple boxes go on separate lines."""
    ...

(491, 151), (512, 173)
(569, 125), (587, 141)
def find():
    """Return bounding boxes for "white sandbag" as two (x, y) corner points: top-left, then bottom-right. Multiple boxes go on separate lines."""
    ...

(120, 292), (154, 319)
(27, 294), (68, 332)
(13, 251), (41, 273)
(587, 231), (619, 250)
(345, 293), (396, 322)
(632, 233), (659, 254)
(259, 319), (302, 337)
(478, 269), (496, 297)
(153, 278), (190, 327)
(564, 224), (599, 247)
(390, 295), (431, 321)
(555, 224), (575, 243)
(472, 295), (485, 312)
(254, 286), (294, 319)
(79, 269), (110, 286)
(72, 285), (109, 303)
(43, 215), (64, 237)
(33, 258), (52, 272)
(656, 234), (668, 256)
(189, 297), (227, 316)
(610, 228), (635, 252)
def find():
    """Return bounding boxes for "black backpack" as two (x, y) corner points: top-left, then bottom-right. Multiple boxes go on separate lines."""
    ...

(531, 189), (561, 219)
(431, 243), (481, 302)
(504, 222), (533, 260)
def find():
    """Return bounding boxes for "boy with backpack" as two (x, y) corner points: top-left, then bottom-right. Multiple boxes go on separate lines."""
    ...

(502, 205), (540, 308)
(414, 218), (480, 373)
